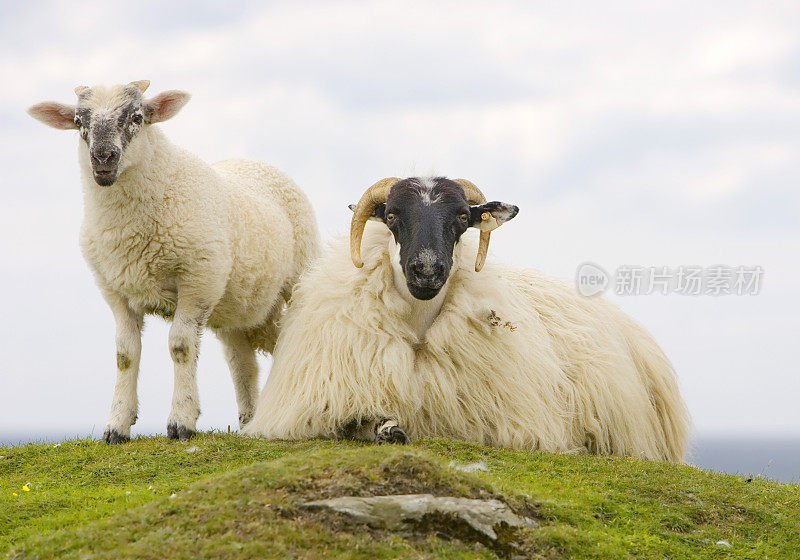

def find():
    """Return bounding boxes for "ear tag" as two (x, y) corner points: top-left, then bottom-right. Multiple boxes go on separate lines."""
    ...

(479, 212), (501, 233)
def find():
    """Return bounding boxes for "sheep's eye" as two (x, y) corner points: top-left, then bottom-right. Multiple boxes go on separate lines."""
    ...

(385, 212), (396, 223)
(74, 117), (82, 128)
(458, 213), (469, 223)
(131, 113), (143, 125)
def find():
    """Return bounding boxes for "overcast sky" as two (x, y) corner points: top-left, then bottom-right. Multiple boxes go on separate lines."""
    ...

(1, 0), (798, 442)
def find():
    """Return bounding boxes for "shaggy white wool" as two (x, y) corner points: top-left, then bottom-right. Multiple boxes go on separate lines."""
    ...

(246, 222), (691, 462)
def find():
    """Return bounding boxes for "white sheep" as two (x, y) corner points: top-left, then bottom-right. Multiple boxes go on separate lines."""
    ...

(244, 177), (691, 462)
(28, 80), (319, 442)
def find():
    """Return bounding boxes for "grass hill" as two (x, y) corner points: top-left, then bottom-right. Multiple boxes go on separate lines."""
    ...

(1, 434), (798, 559)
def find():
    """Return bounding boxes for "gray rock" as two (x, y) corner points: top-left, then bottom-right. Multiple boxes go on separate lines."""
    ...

(449, 460), (489, 473)
(302, 493), (537, 540)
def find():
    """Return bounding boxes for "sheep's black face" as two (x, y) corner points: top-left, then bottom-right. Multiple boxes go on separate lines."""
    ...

(377, 177), (519, 300)
(74, 86), (146, 186)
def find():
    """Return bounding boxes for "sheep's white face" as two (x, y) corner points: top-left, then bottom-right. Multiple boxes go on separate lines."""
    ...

(73, 84), (147, 186)
(28, 81), (191, 187)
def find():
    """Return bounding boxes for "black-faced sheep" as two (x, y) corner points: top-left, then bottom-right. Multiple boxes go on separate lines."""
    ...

(244, 177), (690, 462)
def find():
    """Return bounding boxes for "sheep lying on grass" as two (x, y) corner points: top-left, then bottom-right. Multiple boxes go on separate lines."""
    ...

(245, 177), (690, 462)
(28, 80), (319, 442)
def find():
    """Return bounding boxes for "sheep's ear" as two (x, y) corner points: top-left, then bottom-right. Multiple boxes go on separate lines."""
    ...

(469, 201), (519, 230)
(27, 102), (78, 130)
(144, 90), (191, 123)
(348, 203), (386, 222)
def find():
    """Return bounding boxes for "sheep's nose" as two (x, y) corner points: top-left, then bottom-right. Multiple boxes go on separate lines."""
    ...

(410, 260), (445, 282)
(91, 145), (120, 164)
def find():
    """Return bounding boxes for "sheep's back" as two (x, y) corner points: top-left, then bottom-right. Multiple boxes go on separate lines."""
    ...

(213, 159), (319, 285)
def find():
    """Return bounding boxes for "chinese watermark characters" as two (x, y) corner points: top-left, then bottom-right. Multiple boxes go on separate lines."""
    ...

(576, 263), (763, 297)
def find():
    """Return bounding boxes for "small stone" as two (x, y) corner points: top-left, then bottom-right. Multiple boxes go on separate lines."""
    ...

(449, 461), (488, 473)
(716, 540), (732, 548)
(303, 494), (537, 540)
(125, 491), (131, 495)
(169, 493), (177, 499)
(186, 446), (200, 453)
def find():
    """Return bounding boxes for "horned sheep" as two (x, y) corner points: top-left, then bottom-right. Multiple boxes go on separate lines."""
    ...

(245, 176), (691, 462)
(28, 81), (319, 443)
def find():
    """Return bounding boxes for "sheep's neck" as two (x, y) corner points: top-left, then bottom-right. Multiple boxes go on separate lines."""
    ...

(80, 126), (175, 205)
(388, 239), (449, 341)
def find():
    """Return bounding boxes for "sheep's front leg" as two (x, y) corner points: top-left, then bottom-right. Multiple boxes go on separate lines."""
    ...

(375, 417), (409, 444)
(216, 329), (259, 429)
(166, 299), (210, 441)
(102, 291), (143, 444)
(338, 417), (409, 444)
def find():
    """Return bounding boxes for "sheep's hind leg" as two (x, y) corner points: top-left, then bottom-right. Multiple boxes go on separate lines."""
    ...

(216, 329), (259, 429)
(101, 291), (143, 444)
(166, 299), (211, 441)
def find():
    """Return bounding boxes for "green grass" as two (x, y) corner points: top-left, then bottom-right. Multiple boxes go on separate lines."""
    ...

(1, 434), (798, 559)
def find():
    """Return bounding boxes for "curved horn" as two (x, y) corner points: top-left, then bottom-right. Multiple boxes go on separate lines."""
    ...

(350, 177), (400, 268)
(454, 178), (491, 272)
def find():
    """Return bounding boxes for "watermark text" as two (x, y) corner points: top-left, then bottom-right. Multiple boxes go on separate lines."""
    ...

(576, 263), (763, 297)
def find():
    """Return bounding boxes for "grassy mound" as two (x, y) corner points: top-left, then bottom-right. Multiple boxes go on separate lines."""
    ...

(1, 434), (798, 559)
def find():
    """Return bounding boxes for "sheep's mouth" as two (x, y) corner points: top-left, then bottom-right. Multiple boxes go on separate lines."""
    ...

(407, 282), (442, 301)
(92, 168), (118, 186)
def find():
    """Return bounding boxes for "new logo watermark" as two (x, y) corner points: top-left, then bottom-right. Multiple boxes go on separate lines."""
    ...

(575, 263), (763, 297)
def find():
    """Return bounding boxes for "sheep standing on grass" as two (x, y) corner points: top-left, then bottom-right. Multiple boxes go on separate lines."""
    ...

(245, 177), (691, 462)
(28, 80), (319, 443)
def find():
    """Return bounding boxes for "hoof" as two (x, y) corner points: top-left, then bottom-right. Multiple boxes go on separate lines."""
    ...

(167, 423), (196, 441)
(238, 412), (253, 430)
(376, 425), (409, 445)
(102, 428), (130, 445)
